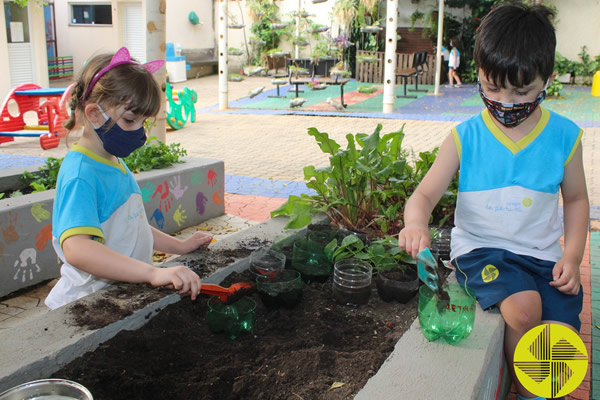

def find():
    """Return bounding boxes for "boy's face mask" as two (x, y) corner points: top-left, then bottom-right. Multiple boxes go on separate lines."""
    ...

(477, 81), (548, 128)
(93, 104), (146, 158)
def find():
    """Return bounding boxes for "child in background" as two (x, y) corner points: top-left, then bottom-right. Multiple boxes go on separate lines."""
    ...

(45, 47), (212, 309)
(399, 4), (588, 400)
(446, 37), (463, 88)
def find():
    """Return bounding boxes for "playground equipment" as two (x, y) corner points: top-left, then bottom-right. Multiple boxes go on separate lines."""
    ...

(166, 83), (197, 130)
(0, 83), (74, 150)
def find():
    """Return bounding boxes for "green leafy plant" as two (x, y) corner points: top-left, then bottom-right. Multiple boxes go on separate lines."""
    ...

(324, 234), (414, 273)
(271, 124), (457, 238)
(123, 136), (187, 173)
(546, 79), (563, 97)
(22, 157), (64, 194)
(576, 46), (598, 85)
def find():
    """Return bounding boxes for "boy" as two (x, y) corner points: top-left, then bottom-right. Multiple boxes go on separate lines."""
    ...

(398, 3), (589, 400)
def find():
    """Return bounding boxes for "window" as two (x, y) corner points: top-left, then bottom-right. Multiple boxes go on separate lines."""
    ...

(70, 4), (112, 25)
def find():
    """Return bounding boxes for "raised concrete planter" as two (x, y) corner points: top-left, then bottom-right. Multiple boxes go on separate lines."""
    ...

(0, 216), (508, 399)
(0, 157), (224, 298)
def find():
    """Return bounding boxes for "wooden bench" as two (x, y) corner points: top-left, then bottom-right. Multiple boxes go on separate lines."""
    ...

(395, 50), (429, 99)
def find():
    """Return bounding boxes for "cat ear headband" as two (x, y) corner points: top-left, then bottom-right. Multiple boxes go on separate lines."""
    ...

(82, 47), (164, 101)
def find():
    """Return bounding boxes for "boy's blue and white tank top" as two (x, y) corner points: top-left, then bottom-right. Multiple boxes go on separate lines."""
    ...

(450, 107), (582, 262)
(45, 144), (153, 309)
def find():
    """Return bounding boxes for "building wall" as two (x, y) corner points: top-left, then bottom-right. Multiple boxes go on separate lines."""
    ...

(0, 4), (11, 96)
(53, 0), (123, 74)
(0, 2), (48, 93)
(166, 0), (214, 50)
(547, 0), (600, 61)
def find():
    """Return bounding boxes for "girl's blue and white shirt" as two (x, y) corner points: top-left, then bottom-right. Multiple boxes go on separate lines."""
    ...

(45, 144), (153, 309)
(449, 48), (460, 69)
(450, 107), (583, 263)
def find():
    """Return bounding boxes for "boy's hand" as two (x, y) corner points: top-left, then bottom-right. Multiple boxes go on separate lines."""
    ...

(149, 266), (202, 300)
(180, 231), (213, 254)
(398, 225), (431, 259)
(549, 257), (581, 295)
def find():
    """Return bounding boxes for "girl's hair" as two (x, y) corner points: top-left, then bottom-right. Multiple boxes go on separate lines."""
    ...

(474, 2), (556, 88)
(64, 52), (162, 131)
(450, 36), (461, 51)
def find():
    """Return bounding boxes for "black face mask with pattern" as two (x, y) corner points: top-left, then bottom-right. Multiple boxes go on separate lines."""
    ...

(477, 81), (548, 128)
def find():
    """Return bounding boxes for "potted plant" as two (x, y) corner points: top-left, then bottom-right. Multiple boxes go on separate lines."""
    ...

(228, 73), (245, 82)
(271, 125), (457, 238)
(228, 47), (244, 56)
(356, 54), (378, 64)
(324, 234), (419, 303)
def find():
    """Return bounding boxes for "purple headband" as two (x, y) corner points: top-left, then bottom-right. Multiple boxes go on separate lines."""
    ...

(82, 47), (164, 102)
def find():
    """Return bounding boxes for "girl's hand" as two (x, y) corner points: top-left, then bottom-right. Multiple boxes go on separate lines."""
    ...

(180, 231), (213, 254)
(398, 225), (431, 259)
(149, 266), (202, 300)
(549, 256), (581, 296)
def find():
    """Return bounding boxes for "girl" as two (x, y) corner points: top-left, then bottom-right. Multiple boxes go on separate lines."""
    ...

(446, 37), (463, 88)
(45, 47), (212, 309)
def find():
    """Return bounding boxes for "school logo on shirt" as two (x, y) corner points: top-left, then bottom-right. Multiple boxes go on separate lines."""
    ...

(514, 323), (587, 398)
(522, 197), (533, 207)
(481, 264), (499, 283)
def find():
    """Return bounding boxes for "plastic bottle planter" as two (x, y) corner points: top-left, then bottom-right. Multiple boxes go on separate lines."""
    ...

(418, 283), (476, 345)
(228, 75), (245, 82)
(228, 49), (244, 56)
(360, 26), (383, 34)
(269, 51), (290, 58)
(332, 259), (372, 306)
(207, 297), (257, 339)
(248, 248), (286, 280)
(375, 266), (419, 303)
(307, 230), (343, 250)
(270, 23), (288, 30)
(292, 239), (333, 283)
(228, 23), (245, 29)
(257, 270), (303, 309)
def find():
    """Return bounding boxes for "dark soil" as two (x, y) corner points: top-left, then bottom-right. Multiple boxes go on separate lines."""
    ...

(54, 235), (452, 400)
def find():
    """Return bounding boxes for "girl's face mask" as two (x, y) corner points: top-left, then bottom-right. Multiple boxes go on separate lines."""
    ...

(477, 80), (548, 128)
(93, 104), (146, 158)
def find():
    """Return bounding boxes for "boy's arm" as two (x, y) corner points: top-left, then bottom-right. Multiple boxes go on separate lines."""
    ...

(151, 226), (212, 255)
(399, 132), (460, 257)
(62, 235), (202, 298)
(550, 141), (589, 295)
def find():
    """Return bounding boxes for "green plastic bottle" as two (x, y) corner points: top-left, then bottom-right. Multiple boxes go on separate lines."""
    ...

(418, 283), (476, 345)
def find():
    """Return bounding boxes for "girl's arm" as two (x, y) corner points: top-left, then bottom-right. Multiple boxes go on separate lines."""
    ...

(151, 226), (212, 255)
(62, 235), (202, 298)
(550, 141), (589, 295)
(399, 132), (460, 257)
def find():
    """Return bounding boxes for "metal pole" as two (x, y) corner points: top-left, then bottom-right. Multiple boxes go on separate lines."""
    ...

(218, 0), (229, 110)
(382, 0), (398, 113)
(295, 0), (300, 59)
(433, 0), (444, 95)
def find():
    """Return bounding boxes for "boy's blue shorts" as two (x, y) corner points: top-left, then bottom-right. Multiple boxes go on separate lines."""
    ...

(451, 248), (583, 331)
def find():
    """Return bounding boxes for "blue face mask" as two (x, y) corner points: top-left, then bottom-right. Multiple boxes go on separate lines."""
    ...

(93, 105), (146, 158)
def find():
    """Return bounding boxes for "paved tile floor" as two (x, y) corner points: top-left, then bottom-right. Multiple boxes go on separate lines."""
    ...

(0, 73), (598, 399)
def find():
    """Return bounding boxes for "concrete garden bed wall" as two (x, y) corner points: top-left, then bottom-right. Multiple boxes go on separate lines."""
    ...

(0, 157), (225, 298)
(0, 216), (509, 399)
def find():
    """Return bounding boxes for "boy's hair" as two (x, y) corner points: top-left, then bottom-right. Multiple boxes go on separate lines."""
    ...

(474, 2), (556, 88)
(64, 52), (162, 131)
